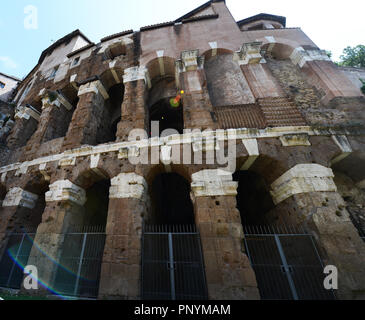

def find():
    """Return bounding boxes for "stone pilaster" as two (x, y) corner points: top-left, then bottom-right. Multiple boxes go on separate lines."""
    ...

(271, 164), (365, 299)
(191, 169), (260, 300)
(176, 50), (217, 130)
(25, 180), (86, 295)
(23, 93), (74, 160)
(116, 67), (149, 141)
(98, 173), (147, 299)
(236, 42), (284, 99)
(6, 106), (40, 149)
(62, 80), (110, 150)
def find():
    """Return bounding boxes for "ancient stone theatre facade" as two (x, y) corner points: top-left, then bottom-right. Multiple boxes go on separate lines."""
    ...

(0, 0), (364, 300)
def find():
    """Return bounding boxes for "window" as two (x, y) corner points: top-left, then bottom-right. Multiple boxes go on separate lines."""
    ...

(0, 82), (5, 89)
(49, 66), (59, 79)
(72, 57), (80, 67)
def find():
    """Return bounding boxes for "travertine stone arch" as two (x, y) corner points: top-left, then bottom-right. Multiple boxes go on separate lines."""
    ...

(201, 47), (234, 62)
(258, 36), (303, 60)
(145, 55), (176, 85)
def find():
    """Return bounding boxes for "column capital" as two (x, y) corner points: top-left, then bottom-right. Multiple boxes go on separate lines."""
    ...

(123, 66), (151, 88)
(41, 91), (73, 110)
(176, 49), (205, 73)
(234, 41), (264, 65)
(191, 169), (238, 197)
(78, 80), (109, 100)
(290, 47), (331, 68)
(2, 187), (38, 209)
(14, 105), (40, 122)
(45, 180), (86, 206)
(109, 172), (147, 200)
(270, 164), (337, 205)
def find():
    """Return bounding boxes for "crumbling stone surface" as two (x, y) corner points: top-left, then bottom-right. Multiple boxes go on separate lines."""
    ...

(0, 1), (365, 301)
(267, 58), (365, 128)
(334, 172), (365, 237)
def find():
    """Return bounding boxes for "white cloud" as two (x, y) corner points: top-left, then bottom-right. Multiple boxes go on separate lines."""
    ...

(0, 56), (18, 69)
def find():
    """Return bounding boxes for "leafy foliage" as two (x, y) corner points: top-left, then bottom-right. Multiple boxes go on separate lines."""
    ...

(339, 45), (365, 68)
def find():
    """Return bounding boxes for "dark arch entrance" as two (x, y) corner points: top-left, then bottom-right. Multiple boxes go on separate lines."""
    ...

(234, 170), (336, 300)
(142, 171), (207, 300)
(148, 76), (184, 137)
(149, 173), (194, 225)
(233, 170), (275, 225)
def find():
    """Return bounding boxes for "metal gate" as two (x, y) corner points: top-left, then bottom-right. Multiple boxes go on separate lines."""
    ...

(142, 224), (208, 300)
(243, 225), (336, 300)
(0, 232), (35, 289)
(53, 226), (106, 299)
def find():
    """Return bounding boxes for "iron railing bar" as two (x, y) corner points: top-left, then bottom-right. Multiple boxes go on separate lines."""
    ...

(6, 233), (26, 288)
(274, 235), (299, 300)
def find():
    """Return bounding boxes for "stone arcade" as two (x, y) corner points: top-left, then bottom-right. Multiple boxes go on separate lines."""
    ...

(0, 0), (365, 300)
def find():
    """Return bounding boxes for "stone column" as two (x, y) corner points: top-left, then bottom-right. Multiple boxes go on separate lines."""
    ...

(62, 79), (110, 151)
(116, 66), (149, 141)
(6, 106), (40, 149)
(176, 50), (217, 130)
(98, 173), (147, 299)
(236, 42), (284, 99)
(24, 180), (86, 295)
(23, 92), (74, 161)
(271, 164), (365, 299)
(191, 169), (260, 300)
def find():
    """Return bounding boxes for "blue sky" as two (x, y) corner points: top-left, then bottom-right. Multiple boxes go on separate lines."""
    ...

(0, 0), (364, 79)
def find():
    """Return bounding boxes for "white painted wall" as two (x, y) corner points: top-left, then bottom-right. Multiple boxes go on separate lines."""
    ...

(0, 74), (20, 102)
(39, 35), (90, 78)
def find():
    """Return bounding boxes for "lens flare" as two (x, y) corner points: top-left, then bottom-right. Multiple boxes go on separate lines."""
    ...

(169, 90), (184, 108)
(5, 232), (95, 300)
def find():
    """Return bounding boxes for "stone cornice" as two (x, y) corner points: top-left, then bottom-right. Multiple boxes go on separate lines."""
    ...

(0, 126), (361, 176)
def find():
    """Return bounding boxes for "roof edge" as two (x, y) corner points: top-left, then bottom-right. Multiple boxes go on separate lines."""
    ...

(38, 29), (92, 65)
(0, 72), (22, 82)
(237, 13), (286, 28)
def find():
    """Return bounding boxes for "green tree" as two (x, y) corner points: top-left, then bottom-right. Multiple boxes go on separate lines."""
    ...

(339, 45), (365, 68)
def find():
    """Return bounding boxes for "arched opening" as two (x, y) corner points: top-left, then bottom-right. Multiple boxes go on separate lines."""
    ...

(233, 170), (275, 225)
(148, 76), (183, 137)
(98, 83), (124, 144)
(142, 171), (207, 300)
(82, 179), (110, 228)
(149, 172), (194, 225)
(234, 168), (337, 300)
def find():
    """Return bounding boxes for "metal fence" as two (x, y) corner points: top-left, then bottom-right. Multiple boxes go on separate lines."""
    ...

(142, 224), (208, 300)
(52, 226), (106, 299)
(0, 232), (35, 289)
(243, 225), (337, 300)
